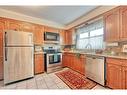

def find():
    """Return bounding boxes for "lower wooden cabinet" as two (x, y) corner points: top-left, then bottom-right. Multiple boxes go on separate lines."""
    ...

(34, 54), (44, 74)
(106, 58), (127, 89)
(0, 57), (3, 80)
(62, 52), (85, 75)
(123, 66), (127, 89)
(106, 62), (123, 89)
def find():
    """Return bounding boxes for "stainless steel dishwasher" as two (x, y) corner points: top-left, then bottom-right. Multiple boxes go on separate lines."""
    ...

(86, 55), (105, 86)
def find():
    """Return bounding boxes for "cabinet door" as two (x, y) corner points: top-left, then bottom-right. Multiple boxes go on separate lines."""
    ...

(104, 8), (120, 42)
(44, 26), (59, 33)
(59, 30), (66, 45)
(62, 54), (67, 67)
(122, 66), (127, 89)
(65, 30), (72, 45)
(65, 28), (75, 45)
(0, 18), (7, 80)
(68, 54), (73, 69)
(106, 63), (123, 89)
(79, 56), (85, 75)
(34, 25), (44, 44)
(7, 19), (21, 31)
(21, 22), (34, 33)
(120, 7), (127, 41)
(34, 54), (44, 74)
(74, 56), (83, 74)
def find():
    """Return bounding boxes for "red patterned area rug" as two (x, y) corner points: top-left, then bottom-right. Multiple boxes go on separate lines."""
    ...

(55, 69), (97, 89)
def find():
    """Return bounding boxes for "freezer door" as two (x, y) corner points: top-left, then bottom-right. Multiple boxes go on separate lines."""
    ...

(4, 30), (33, 46)
(4, 47), (34, 84)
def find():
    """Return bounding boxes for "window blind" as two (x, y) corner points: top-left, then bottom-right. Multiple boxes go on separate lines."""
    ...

(76, 19), (105, 50)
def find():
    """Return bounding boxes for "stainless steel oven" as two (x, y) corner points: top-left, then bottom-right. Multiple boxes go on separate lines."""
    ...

(46, 53), (62, 73)
(44, 32), (59, 41)
(43, 45), (62, 73)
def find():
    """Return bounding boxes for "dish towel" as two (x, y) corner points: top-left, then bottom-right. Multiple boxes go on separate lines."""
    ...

(54, 54), (58, 62)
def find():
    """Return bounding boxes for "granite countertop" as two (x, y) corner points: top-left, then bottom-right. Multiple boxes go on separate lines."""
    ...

(62, 51), (127, 59)
(34, 51), (46, 54)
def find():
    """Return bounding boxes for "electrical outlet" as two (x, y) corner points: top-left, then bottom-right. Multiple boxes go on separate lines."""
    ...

(122, 44), (127, 52)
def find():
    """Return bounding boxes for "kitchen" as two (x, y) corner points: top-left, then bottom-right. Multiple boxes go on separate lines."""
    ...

(0, 5), (127, 90)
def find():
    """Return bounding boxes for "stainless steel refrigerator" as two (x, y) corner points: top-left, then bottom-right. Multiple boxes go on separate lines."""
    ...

(3, 30), (34, 84)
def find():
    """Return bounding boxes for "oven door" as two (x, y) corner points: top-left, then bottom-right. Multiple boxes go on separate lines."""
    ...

(46, 53), (62, 67)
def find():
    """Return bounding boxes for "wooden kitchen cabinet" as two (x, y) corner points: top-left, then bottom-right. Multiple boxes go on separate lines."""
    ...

(34, 25), (44, 44)
(34, 54), (44, 74)
(104, 6), (127, 42)
(59, 30), (66, 45)
(120, 6), (127, 41)
(106, 58), (127, 89)
(104, 7), (120, 42)
(0, 57), (3, 80)
(121, 59), (127, 89)
(62, 52), (85, 75)
(44, 26), (59, 33)
(62, 53), (72, 67)
(21, 22), (35, 32)
(73, 54), (85, 75)
(7, 19), (21, 31)
(65, 30), (72, 45)
(106, 58), (123, 89)
(62, 53), (67, 67)
(65, 28), (76, 45)
(122, 66), (127, 89)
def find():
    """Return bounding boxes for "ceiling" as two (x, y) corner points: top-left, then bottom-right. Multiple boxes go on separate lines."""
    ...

(0, 6), (97, 26)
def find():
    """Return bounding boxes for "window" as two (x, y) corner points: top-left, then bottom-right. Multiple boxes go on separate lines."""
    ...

(76, 19), (105, 50)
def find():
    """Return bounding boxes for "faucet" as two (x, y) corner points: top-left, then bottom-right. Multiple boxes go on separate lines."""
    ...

(85, 43), (92, 49)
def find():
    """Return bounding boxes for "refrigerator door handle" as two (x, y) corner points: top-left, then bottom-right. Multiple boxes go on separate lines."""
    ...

(5, 32), (7, 47)
(5, 48), (8, 61)
(5, 32), (8, 61)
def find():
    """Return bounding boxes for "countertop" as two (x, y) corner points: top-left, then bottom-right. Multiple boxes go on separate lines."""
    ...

(62, 51), (127, 59)
(34, 52), (46, 54)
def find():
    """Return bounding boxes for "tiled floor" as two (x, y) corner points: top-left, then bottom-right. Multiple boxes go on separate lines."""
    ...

(0, 68), (109, 89)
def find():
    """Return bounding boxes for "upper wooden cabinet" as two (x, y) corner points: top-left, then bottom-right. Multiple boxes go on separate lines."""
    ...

(120, 6), (127, 41)
(104, 7), (120, 42)
(21, 22), (35, 32)
(0, 18), (7, 32)
(44, 26), (59, 33)
(65, 28), (76, 45)
(59, 30), (66, 45)
(7, 19), (21, 31)
(34, 25), (44, 44)
(104, 6), (127, 42)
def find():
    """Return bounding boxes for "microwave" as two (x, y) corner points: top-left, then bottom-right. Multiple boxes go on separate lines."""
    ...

(44, 32), (59, 41)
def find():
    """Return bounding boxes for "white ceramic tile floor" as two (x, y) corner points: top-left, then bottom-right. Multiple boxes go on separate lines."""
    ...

(0, 68), (109, 90)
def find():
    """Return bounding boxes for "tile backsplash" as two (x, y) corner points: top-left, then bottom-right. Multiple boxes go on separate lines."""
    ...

(106, 41), (127, 54)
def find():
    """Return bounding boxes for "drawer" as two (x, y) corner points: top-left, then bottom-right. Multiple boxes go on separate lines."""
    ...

(122, 59), (127, 67)
(106, 58), (122, 66)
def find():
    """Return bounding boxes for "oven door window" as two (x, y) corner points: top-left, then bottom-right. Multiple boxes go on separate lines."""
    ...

(49, 54), (61, 64)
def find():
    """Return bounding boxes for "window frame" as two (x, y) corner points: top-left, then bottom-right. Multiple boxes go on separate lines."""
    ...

(76, 27), (104, 50)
